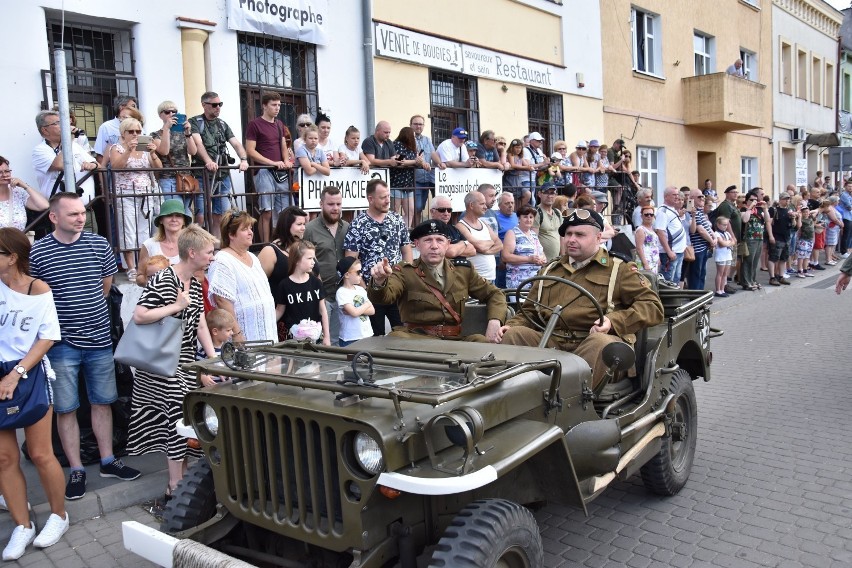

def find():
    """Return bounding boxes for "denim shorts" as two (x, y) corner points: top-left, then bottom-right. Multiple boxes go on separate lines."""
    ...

(254, 168), (291, 213)
(48, 344), (118, 414)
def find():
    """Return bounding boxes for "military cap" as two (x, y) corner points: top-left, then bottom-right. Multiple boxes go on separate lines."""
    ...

(558, 208), (605, 235)
(410, 219), (451, 240)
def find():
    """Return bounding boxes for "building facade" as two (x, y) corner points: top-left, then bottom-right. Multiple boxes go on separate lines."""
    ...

(601, 0), (773, 201)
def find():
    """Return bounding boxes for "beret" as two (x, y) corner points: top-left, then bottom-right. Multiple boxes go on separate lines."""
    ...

(410, 219), (451, 240)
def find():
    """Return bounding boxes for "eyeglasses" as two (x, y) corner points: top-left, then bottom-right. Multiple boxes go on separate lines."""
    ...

(497, 143), (506, 146)
(43, 122), (61, 128)
(431, 207), (452, 213)
(162, 109), (178, 114)
(125, 129), (142, 135)
(0, 169), (11, 176)
(747, 199), (757, 203)
(203, 101), (224, 108)
(555, 147), (567, 151)
(298, 122), (311, 127)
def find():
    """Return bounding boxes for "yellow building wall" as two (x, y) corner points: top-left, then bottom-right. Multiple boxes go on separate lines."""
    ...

(373, 0), (561, 65)
(602, 0), (772, 193)
(373, 58), (431, 133)
(478, 81), (529, 141)
(565, 96), (605, 147)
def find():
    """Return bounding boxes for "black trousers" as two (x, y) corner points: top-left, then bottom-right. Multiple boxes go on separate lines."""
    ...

(369, 303), (401, 336)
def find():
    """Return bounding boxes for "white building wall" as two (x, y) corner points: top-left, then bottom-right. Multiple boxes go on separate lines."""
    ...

(0, 0), (365, 190)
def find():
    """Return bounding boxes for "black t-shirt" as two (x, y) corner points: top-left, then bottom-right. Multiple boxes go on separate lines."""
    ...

(275, 274), (326, 328)
(768, 206), (793, 240)
(361, 135), (393, 160)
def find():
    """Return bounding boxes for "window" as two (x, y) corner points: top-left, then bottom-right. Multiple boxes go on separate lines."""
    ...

(237, 33), (318, 134)
(842, 71), (851, 112)
(826, 63), (835, 108)
(740, 49), (757, 81)
(429, 70), (479, 143)
(741, 157), (757, 191)
(632, 8), (662, 76)
(637, 146), (663, 196)
(43, 18), (137, 137)
(781, 41), (792, 95)
(812, 56), (822, 104)
(797, 48), (808, 100)
(527, 90), (564, 149)
(694, 33), (714, 76)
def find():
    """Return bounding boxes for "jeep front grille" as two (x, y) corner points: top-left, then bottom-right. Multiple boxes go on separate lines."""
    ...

(219, 406), (344, 537)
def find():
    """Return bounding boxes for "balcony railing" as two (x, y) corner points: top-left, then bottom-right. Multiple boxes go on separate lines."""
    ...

(682, 72), (766, 131)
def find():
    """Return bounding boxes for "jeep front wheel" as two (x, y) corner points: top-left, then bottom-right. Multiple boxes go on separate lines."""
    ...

(640, 369), (697, 495)
(428, 499), (543, 568)
(160, 459), (217, 533)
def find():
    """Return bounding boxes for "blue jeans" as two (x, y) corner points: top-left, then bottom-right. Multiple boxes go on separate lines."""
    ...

(686, 248), (710, 290)
(159, 177), (193, 216)
(194, 174), (232, 217)
(48, 344), (118, 414)
(659, 252), (685, 283)
(414, 182), (432, 217)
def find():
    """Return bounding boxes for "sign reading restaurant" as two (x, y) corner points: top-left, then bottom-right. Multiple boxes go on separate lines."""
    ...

(374, 22), (566, 92)
(228, 0), (329, 45)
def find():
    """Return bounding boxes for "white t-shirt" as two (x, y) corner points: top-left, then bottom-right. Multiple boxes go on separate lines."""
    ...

(653, 205), (688, 253)
(336, 285), (374, 342)
(338, 144), (362, 162)
(436, 139), (468, 164)
(0, 278), (61, 362)
(31, 140), (97, 203)
(94, 117), (121, 156)
(317, 139), (338, 163)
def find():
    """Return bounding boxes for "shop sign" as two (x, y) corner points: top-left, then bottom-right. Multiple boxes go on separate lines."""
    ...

(434, 169), (503, 212)
(228, 0), (329, 45)
(299, 168), (389, 211)
(374, 23), (462, 72)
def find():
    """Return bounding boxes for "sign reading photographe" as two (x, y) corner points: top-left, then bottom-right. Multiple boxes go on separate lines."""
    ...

(374, 23), (566, 92)
(299, 168), (389, 211)
(228, 0), (329, 45)
(434, 169), (503, 212)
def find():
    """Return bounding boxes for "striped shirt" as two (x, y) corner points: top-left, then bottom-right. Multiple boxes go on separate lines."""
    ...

(691, 210), (713, 254)
(30, 232), (117, 349)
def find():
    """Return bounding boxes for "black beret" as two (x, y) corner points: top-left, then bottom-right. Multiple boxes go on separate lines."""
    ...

(558, 209), (605, 235)
(410, 219), (451, 240)
(724, 185), (738, 194)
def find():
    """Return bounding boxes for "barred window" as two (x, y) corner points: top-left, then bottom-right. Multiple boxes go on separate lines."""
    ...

(527, 90), (564, 148)
(429, 70), (479, 143)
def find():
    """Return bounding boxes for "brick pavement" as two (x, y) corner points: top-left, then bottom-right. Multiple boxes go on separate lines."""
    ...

(4, 264), (851, 567)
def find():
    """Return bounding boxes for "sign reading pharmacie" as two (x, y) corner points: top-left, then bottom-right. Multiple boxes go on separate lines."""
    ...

(374, 22), (567, 92)
(227, 0), (329, 45)
(435, 169), (503, 212)
(299, 168), (389, 211)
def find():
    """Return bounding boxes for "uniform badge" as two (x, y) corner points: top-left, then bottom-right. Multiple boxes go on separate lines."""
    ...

(601, 257), (608, 265)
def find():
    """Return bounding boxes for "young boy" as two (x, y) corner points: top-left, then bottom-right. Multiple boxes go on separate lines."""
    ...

(143, 254), (170, 281)
(198, 308), (237, 386)
(335, 257), (374, 347)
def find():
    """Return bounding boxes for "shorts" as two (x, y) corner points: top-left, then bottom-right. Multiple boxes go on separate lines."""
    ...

(768, 239), (789, 262)
(254, 168), (291, 213)
(194, 174), (232, 216)
(390, 188), (411, 200)
(796, 238), (814, 259)
(48, 343), (118, 414)
(715, 259), (733, 266)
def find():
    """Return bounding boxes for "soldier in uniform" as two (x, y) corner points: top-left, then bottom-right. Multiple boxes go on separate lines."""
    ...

(497, 209), (664, 388)
(368, 220), (507, 342)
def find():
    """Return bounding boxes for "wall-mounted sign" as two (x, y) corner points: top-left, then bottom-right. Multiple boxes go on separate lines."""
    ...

(299, 168), (389, 211)
(374, 22), (566, 92)
(434, 169), (503, 212)
(228, 0), (329, 45)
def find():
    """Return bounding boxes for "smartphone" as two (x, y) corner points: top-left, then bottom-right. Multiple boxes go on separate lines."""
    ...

(135, 134), (153, 151)
(170, 113), (187, 133)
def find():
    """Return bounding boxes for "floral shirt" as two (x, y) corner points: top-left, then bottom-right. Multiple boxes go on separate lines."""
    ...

(638, 227), (661, 274)
(0, 186), (29, 230)
(343, 211), (411, 279)
(112, 145), (152, 193)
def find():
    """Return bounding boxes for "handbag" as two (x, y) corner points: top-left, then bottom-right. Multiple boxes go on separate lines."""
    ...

(683, 245), (695, 262)
(270, 169), (289, 184)
(115, 316), (185, 376)
(0, 360), (50, 430)
(175, 173), (199, 194)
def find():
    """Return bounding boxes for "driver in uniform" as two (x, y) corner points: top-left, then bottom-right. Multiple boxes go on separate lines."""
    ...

(496, 209), (664, 388)
(368, 219), (507, 342)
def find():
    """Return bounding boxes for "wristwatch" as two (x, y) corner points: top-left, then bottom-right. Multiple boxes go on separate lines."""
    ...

(13, 365), (27, 379)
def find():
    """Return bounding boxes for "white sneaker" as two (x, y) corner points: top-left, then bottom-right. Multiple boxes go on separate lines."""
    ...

(2, 523), (35, 561)
(780, 272), (789, 279)
(843, 253), (850, 259)
(0, 494), (31, 512)
(33, 512), (69, 549)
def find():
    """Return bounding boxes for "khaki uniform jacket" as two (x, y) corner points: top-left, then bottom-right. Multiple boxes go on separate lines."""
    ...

(368, 257), (507, 326)
(505, 249), (664, 344)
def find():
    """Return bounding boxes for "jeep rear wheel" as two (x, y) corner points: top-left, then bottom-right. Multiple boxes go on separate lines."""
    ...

(428, 499), (543, 568)
(640, 369), (697, 495)
(160, 459), (217, 533)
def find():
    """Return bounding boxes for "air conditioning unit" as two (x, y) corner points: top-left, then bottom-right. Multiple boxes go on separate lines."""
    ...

(790, 128), (806, 143)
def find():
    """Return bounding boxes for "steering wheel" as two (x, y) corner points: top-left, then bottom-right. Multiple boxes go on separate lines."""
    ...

(514, 275), (606, 341)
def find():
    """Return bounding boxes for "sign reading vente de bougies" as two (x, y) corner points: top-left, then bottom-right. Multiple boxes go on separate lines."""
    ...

(228, 0), (328, 45)
(299, 168), (389, 212)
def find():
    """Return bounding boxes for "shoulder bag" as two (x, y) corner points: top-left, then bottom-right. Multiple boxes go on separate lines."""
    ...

(0, 360), (50, 430)
(163, 147), (199, 194)
(269, 121), (289, 184)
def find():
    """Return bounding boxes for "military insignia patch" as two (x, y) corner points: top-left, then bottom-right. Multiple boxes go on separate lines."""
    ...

(638, 274), (649, 287)
(601, 257), (607, 265)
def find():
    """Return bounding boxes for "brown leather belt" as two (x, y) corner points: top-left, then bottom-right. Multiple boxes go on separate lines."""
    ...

(404, 323), (461, 338)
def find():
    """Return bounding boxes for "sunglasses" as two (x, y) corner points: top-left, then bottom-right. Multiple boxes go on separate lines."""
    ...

(497, 142), (506, 146)
(298, 122), (311, 127)
(162, 109), (178, 114)
(126, 129), (142, 135)
(642, 213), (656, 217)
(204, 102), (224, 108)
(0, 251), (10, 255)
(431, 207), (452, 213)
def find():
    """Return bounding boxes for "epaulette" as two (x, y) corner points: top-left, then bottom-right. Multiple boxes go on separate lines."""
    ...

(451, 258), (472, 267)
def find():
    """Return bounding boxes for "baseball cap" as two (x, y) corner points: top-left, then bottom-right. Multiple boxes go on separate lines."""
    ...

(590, 190), (608, 203)
(336, 257), (359, 283)
(452, 127), (469, 139)
(464, 140), (479, 150)
(540, 182), (558, 193)
(550, 152), (563, 160)
(528, 132), (544, 141)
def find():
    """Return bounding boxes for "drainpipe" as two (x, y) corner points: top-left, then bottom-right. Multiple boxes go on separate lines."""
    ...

(362, 0), (376, 131)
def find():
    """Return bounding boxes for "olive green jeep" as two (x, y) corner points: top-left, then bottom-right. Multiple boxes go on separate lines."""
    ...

(123, 278), (719, 568)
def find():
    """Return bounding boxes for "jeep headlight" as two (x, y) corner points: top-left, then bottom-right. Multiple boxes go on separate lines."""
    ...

(354, 432), (383, 475)
(202, 403), (219, 437)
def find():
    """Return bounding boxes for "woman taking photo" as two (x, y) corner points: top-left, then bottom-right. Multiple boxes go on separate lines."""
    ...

(0, 228), (68, 560)
(152, 100), (197, 208)
(0, 157), (48, 230)
(391, 126), (420, 228)
(501, 205), (546, 290)
(135, 200), (192, 286)
(208, 211), (277, 343)
(295, 124), (331, 177)
(108, 117), (163, 282)
(127, 225), (218, 498)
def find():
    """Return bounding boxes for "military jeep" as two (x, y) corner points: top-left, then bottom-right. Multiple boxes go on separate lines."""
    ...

(123, 279), (719, 568)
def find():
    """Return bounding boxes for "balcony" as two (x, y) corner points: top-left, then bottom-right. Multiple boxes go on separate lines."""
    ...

(681, 72), (766, 131)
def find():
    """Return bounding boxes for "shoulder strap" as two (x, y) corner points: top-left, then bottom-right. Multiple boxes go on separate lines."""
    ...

(414, 266), (462, 325)
(26, 278), (37, 295)
(195, 116), (205, 135)
(606, 257), (623, 314)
